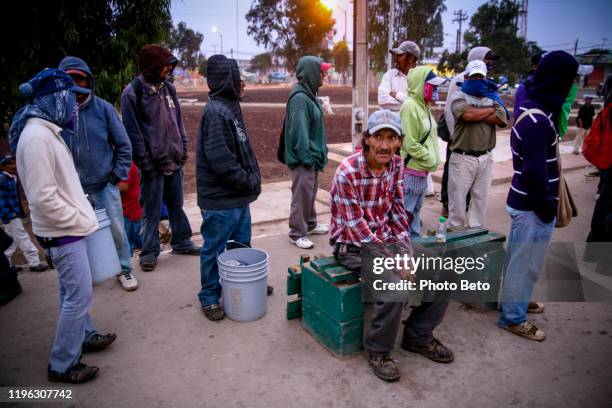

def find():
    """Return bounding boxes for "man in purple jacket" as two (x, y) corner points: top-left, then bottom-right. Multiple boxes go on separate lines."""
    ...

(498, 51), (578, 341)
(121, 45), (200, 272)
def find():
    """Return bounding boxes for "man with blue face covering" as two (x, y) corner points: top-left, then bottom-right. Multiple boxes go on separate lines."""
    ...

(10, 69), (115, 383)
(447, 60), (509, 229)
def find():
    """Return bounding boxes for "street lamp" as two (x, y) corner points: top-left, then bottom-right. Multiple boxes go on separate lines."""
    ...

(212, 26), (224, 55)
(320, 0), (348, 42)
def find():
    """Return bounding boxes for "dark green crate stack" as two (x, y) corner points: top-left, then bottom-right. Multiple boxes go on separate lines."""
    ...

(286, 255), (363, 358)
(285, 228), (506, 359)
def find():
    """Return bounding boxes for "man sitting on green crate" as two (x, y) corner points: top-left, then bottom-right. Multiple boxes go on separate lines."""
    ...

(329, 110), (453, 383)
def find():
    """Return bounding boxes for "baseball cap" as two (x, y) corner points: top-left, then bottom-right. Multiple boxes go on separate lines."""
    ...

(321, 62), (332, 72)
(19, 68), (91, 99)
(389, 41), (421, 59)
(466, 60), (488, 78)
(367, 110), (403, 136)
(425, 70), (448, 86)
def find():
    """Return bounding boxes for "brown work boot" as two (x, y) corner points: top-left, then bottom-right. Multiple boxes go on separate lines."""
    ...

(501, 320), (545, 341)
(364, 351), (401, 382)
(401, 338), (454, 363)
(48, 361), (99, 384)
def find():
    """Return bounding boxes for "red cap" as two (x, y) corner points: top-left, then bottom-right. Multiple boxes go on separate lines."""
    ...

(321, 62), (332, 72)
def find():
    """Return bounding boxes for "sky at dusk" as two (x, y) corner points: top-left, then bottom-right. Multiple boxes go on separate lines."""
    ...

(170, 0), (612, 59)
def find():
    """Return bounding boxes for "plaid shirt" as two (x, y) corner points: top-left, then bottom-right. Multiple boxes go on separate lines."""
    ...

(0, 172), (25, 224)
(330, 151), (412, 246)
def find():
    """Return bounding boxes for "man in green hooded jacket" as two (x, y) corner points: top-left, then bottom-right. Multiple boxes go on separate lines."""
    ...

(283, 56), (331, 249)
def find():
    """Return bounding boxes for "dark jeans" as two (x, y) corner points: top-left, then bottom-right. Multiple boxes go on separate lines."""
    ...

(585, 168), (612, 272)
(334, 243), (449, 354)
(198, 206), (252, 307)
(123, 217), (142, 255)
(139, 168), (194, 263)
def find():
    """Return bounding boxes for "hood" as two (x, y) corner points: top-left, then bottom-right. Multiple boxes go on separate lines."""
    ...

(295, 56), (323, 100)
(467, 47), (492, 63)
(603, 73), (612, 106)
(207, 55), (240, 101)
(526, 51), (578, 114)
(138, 44), (177, 84)
(59, 56), (94, 107)
(406, 66), (433, 108)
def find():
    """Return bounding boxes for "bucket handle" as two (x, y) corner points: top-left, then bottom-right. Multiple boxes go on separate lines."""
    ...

(217, 240), (251, 258)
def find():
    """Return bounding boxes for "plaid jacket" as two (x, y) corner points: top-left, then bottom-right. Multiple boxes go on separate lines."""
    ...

(330, 151), (412, 246)
(0, 172), (25, 224)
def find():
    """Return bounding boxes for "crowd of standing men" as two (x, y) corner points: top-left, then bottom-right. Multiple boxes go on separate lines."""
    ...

(1, 38), (610, 385)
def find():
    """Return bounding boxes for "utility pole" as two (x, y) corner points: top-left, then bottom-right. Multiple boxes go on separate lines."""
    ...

(352, 0), (368, 151)
(574, 38), (579, 56)
(517, 0), (528, 38)
(452, 10), (468, 54)
(388, 0), (395, 71)
(230, 48), (234, 59)
(236, 0), (239, 56)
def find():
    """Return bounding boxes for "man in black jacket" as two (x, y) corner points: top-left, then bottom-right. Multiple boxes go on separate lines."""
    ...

(121, 45), (200, 272)
(196, 55), (262, 321)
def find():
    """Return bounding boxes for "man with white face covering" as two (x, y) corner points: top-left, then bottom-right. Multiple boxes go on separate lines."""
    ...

(10, 68), (116, 383)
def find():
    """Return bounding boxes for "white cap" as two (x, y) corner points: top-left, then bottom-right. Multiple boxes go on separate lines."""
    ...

(466, 60), (488, 77)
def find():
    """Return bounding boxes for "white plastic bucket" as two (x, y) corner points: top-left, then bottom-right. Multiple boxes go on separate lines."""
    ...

(218, 247), (269, 322)
(86, 209), (121, 285)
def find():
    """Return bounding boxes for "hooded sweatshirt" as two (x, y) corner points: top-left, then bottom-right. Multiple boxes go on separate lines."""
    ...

(58, 56), (132, 194)
(507, 51), (578, 223)
(444, 46), (492, 137)
(120, 48), (188, 178)
(283, 56), (328, 171)
(399, 66), (440, 172)
(196, 55), (261, 210)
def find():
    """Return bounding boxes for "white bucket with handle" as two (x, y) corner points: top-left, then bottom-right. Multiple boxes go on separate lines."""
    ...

(86, 208), (121, 285)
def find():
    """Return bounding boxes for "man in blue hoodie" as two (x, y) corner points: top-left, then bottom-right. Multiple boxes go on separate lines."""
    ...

(196, 56), (262, 320)
(121, 45), (200, 272)
(59, 56), (137, 291)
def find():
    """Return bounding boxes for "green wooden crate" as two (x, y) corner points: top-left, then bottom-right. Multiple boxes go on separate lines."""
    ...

(301, 263), (363, 322)
(302, 298), (363, 359)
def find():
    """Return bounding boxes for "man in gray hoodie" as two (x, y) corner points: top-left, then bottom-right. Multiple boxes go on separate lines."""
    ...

(59, 56), (136, 291)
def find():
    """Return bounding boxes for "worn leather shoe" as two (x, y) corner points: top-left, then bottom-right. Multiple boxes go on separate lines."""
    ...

(364, 351), (401, 382)
(202, 304), (225, 321)
(401, 338), (454, 363)
(48, 361), (99, 384)
(173, 246), (201, 256)
(82, 333), (117, 352)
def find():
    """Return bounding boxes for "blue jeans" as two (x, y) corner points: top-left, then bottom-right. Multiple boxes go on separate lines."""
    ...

(198, 206), (251, 307)
(88, 183), (132, 274)
(140, 168), (194, 263)
(403, 191), (425, 238)
(498, 206), (555, 326)
(48, 239), (97, 373)
(123, 217), (142, 255)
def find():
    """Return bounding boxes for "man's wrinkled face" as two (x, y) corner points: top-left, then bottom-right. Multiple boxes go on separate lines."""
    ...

(319, 69), (326, 87)
(160, 64), (173, 81)
(393, 53), (416, 73)
(364, 128), (402, 166)
(465, 73), (485, 81)
(484, 52), (495, 72)
(70, 74), (90, 104)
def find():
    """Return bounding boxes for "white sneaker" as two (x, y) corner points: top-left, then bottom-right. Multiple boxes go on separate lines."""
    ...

(290, 237), (314, 249)
(118, 272), (139, 291)
(308, 224), (329, 235)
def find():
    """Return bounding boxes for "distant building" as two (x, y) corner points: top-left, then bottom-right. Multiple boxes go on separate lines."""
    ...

(577, 49), (612, 87)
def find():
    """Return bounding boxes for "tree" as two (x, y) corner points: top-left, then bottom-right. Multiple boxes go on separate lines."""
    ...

(0, 0), (171, 138)
(436, 49), (468, 76)
(246, 0), (335, 72)
(462, 0), (541, 83)
(332, 40), (350, 84)
(166, 21), (204, 70)
(198, 55), (208, 77)
(368, 0), (446, 73)
(249, 52), (273, 74)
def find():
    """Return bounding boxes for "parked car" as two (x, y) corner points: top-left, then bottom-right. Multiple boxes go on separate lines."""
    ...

(268, 71), (288, 83)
